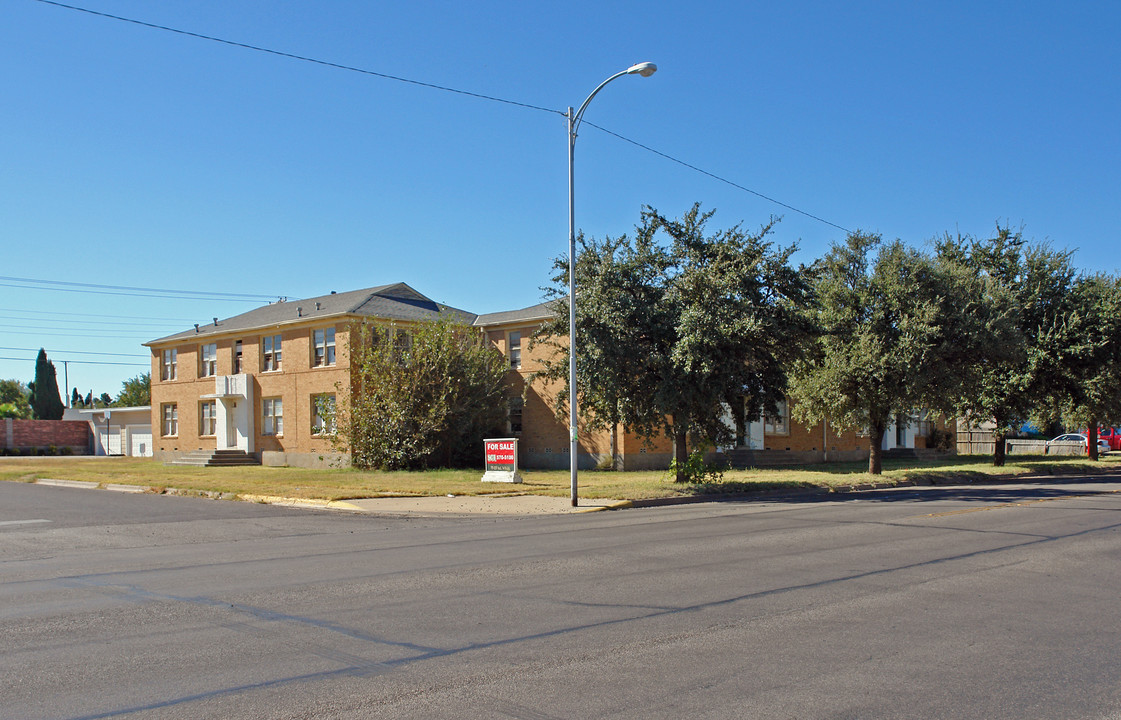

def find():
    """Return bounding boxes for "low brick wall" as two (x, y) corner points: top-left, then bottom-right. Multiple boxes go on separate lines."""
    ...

(4, 419), (91, 454)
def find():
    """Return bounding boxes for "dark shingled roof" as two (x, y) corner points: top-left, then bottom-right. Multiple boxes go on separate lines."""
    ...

(146, 283), (477, 345)
(473, 300), (560, 327)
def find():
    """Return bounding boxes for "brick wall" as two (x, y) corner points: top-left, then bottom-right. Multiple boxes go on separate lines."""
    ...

(5, 419), (90, 453)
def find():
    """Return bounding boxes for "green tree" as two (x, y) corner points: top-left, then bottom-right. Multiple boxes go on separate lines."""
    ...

(0, 379), (32, 418)
(28, 349), (65, 420)
(115, 373), (151, 407)
(937, 228), (1083, 465)
(534, 204), (812, 481)
(338, 318), (508, 470)
(1052, 273), (1121, 460)
(789, 232), (996, 474)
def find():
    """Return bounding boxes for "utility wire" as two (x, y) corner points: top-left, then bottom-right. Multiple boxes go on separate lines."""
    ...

(0, 346), (147, 358)
(0, 307), (197, 322)
(582, 120), (853, 235)
(2, 317), (180, 329)
(32, 0), (563, 117)
(0, 323), (166, 334)
(0, 276), (275, 300)
(0, 355), (147, 367)
(31, 0), (853, 236)
(0, 282), (267, 303)
(0, 329), (161, 340)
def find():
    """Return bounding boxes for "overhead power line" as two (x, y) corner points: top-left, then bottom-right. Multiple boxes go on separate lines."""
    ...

(32, 0), (562, 117)
(583, 120), (853, 235)
(0, 276), (276, 300)
(32, 0), (854, 236)
(0, 346), (147, 358)
(0, 356), (147, 367)
(0, 307), (197, 323)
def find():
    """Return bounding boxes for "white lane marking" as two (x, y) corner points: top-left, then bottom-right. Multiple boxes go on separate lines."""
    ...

(0, 519), (51, 527)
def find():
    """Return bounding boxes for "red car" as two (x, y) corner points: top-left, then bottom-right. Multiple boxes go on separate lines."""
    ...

(1091, 427), (1121, 451)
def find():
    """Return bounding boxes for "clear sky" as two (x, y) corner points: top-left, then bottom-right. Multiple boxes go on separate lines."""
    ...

(2, 0), (1119, 398)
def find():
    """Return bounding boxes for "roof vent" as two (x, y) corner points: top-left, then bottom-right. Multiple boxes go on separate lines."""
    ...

(297, 307), (303, 318)
(315, 302), (321, 311)
(194, 324), (199, 333)
(213, 317), (218, 326)
(330, 290), (336, 295)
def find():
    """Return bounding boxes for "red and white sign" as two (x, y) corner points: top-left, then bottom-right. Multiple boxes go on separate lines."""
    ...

(485, 439), (516, 471)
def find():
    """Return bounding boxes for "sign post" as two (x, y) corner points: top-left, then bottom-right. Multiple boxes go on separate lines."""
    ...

(481, 438), (522, 483)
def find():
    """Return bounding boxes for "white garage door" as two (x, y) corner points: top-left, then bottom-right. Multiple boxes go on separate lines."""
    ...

(129, 426), (152, 457)
(98, 429), (122, 456)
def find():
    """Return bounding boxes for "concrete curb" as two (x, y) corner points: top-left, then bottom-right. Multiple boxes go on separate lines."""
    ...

(237, 493), (366, 511)
(29, 465), (1121, 516)
(575, 500), (634, 513)
(35, 479), (100, 490)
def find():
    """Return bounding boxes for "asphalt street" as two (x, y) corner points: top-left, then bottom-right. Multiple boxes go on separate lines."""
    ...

(3, 476), (1121, 719)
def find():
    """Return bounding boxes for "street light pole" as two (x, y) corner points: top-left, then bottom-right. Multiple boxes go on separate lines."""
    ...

(567, 62), (657, 507)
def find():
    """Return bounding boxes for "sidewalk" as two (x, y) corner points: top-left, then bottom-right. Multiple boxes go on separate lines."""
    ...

(245, 492), (633, 515)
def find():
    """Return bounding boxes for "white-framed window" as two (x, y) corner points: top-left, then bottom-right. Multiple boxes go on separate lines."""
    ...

(161, 348), (177, 381)
(764, 397), (790, 435)
(262, 335), (282, 372)
(311, 394), (336, 435)
(313, 328), (336, 367)
(161, 403), (178, 437)
(508, 331), (522, 369)
(233, 340), (243, 374)
(262, 397), (283, 436)
(199, 400), (216, 436)
(199, 343), (217, 377)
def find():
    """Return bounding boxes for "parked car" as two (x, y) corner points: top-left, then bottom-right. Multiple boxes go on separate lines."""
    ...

(1089, 427), (1121, 451)
(1047, 433), (1110, 455)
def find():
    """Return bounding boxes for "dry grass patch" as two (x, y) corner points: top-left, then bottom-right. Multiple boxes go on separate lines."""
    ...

(2, 453), (1119, 502)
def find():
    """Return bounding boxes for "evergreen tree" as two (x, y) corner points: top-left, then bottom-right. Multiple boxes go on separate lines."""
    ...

(28, 349), (65, 420)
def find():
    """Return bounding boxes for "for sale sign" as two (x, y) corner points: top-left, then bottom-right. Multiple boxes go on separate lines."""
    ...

(482, 438), (522, 483)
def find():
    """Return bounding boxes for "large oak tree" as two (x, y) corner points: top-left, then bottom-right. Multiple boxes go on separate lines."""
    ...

(534, 204), (812, 481)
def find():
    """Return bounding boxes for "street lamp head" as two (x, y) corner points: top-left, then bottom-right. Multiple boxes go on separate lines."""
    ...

(627, 62), (658, 78)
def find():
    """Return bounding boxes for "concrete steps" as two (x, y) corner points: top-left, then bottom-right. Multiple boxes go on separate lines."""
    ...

(166, 449), (260, 467)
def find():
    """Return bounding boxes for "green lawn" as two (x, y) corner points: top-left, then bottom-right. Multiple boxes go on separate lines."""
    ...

(2, 453), (1119, 502)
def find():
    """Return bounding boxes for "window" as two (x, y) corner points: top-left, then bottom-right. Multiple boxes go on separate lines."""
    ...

(233, 340), (243, 374)
(508, 331), (522, 369)
(764, 397), (789, 435)
(262, 398), (283, 436)
(395, 329), (411, 358)
(199, 400), (216, 436)
(311, 394), (336, 435)
(313, 328), (336, 367)
(200, 343), (217, 377)
(508, 396), (524, 434)
(262, 335), (282, 372)
(916, 410), (935, 438)
(161, 403), (178, 436)
(161, 348), (177, 381)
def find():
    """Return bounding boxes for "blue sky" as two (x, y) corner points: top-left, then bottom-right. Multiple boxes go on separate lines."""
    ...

(2, 0), (1119, 397)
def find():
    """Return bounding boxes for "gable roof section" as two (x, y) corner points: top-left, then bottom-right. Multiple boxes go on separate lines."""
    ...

(146, 283), (477, 345)
(473, 300), (560, 327)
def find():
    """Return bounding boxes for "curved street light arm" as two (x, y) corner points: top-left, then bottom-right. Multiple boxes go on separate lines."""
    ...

(567, 62), (656, 507)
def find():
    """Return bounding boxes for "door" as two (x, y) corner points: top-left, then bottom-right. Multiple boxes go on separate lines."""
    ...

(129, 425), (152, 457)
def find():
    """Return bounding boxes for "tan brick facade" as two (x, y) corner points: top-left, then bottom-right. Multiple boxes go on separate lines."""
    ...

(149, 322), (349, 465)
(148, 285), (951, 469)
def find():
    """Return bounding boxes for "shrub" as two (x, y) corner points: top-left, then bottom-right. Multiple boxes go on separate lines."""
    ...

(667, 449), (727, 484)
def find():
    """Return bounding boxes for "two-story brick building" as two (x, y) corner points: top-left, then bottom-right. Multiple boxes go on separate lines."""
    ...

(147, 283), (943, 469)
